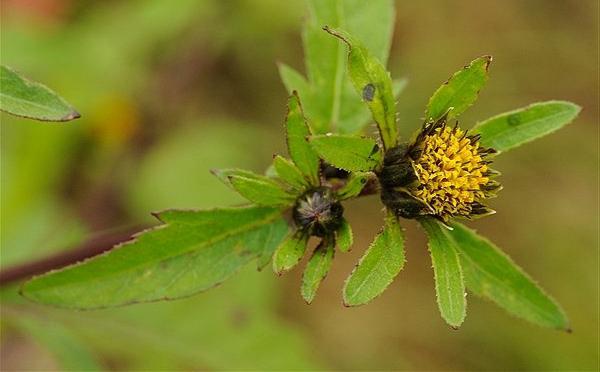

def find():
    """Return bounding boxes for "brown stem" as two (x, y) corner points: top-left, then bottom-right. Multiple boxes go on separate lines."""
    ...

(0, 226), (144, 287)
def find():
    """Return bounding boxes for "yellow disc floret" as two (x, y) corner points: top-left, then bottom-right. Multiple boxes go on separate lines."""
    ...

(412, 125), (490, 218)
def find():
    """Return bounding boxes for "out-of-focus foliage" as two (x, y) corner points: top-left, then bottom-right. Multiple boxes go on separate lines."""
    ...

(279, 0), (395, 134)
(1, 0), (597, 370)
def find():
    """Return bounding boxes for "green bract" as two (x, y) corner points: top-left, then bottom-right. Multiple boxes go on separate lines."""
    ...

(20, 1), (580, 332)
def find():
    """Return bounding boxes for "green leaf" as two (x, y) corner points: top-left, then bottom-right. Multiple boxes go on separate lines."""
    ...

(472, 101), (581, 153)
(420, 218), (467, 328)
(280, 0), (395, 134)
(426, 56), (492, 122)
(335, 218), (353, 252)
(301, 237), (335, 304)
(449, 222), (569, 330)
(343, 212), (405, 306)
(272, 231), (309, 275)
(0, 65), (80, 122)
(336, 171), (371, 200)
(272, 155), (309, 191)
(211, 168), (259, 188)
(21, 206), (289, 309)
(309, 134), (381, 172)
(286, 93), (320, 186)
(324, 27), (398, 150)
(224, 169), (296, 206)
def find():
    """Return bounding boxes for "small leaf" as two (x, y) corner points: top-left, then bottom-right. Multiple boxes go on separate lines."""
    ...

(301, 237), (335, 304)
(420, 218), (467, 328)
(309, 134), (381, 172)
(272, 155), (310, 191)
(449, 222), (569, 330)
(335, 218), (353, 253)
(324, 27), (398, 150)
(224, 169), (296, 206)
(426, 56), (492, 122)
(0, 65), (80, 122)
(472, 101), (581, 153)
(336, 172), (371, 200)
(343, 212), (405, 306)
(211, 168), (259, 188)
(272, 231), (309, 275)
(22, 206), (288, 309)
(286, 92), (320, 186)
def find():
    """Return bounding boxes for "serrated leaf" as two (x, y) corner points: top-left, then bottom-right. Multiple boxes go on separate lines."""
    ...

(0, 65), (80, 122)
(472, 101), (581, 153)
(301, 237), (335, 304)
(420, 218), (467, 328)
(281, 0), (394, 134)
(309, 134), (381, 172)
(449, 222), (569, 330)
(343, 212), (405, 306)
(426, 56), (492, 122)
(336, 172), (371, 200)
(324, 27), (398, 150)
(335, 218), (353, 252)
(272, 231), (309, 275)
(21, 206), (289, 309)
(286, 93), (320, 186)
(226, 170), (296, 206)
(272, 155), (309, 191)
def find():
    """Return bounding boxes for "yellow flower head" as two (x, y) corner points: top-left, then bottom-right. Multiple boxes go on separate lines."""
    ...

(379, 117), (501, 222)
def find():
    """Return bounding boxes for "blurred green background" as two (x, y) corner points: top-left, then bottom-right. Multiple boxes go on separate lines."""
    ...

(1, 0), (598, 370)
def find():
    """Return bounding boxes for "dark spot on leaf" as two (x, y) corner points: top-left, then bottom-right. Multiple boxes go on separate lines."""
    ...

(362, 83), (375, 101)
(507, 114), (521, 126)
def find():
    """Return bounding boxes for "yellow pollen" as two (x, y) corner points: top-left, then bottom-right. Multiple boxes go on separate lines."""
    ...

(412, 126), (489, 218)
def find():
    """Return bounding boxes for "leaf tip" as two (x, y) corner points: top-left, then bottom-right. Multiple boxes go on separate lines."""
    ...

(63, 110), (81, 121)
(481, 55), (493, 70)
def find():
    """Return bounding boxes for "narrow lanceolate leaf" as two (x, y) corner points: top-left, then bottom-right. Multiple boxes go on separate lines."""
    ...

(420, 218), (467, 328)
(280, 0), (394, 134)
(324, 27), (398, 150)
(309, 134), (381, 172)
(301, 237), (335, 304)
(211, 168), (259, 188)
(343, 212), (405, 306)
(273, 155), (310, 191)
(0, 65), (80, 122)
(22, 206), (289, 309)
(335, 218), (353, 253)
(449, 222), (569, 330)
(272, 232), (309, 275)
(472, 101), (581, 154)
(286, 92), (320, 186)
(222, 169), (296, 206)
(426, 56), (492, 122)
(336, 172), (371, 200)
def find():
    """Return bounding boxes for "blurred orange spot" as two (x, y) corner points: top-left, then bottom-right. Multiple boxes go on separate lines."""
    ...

(89, 95), (140, 146)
